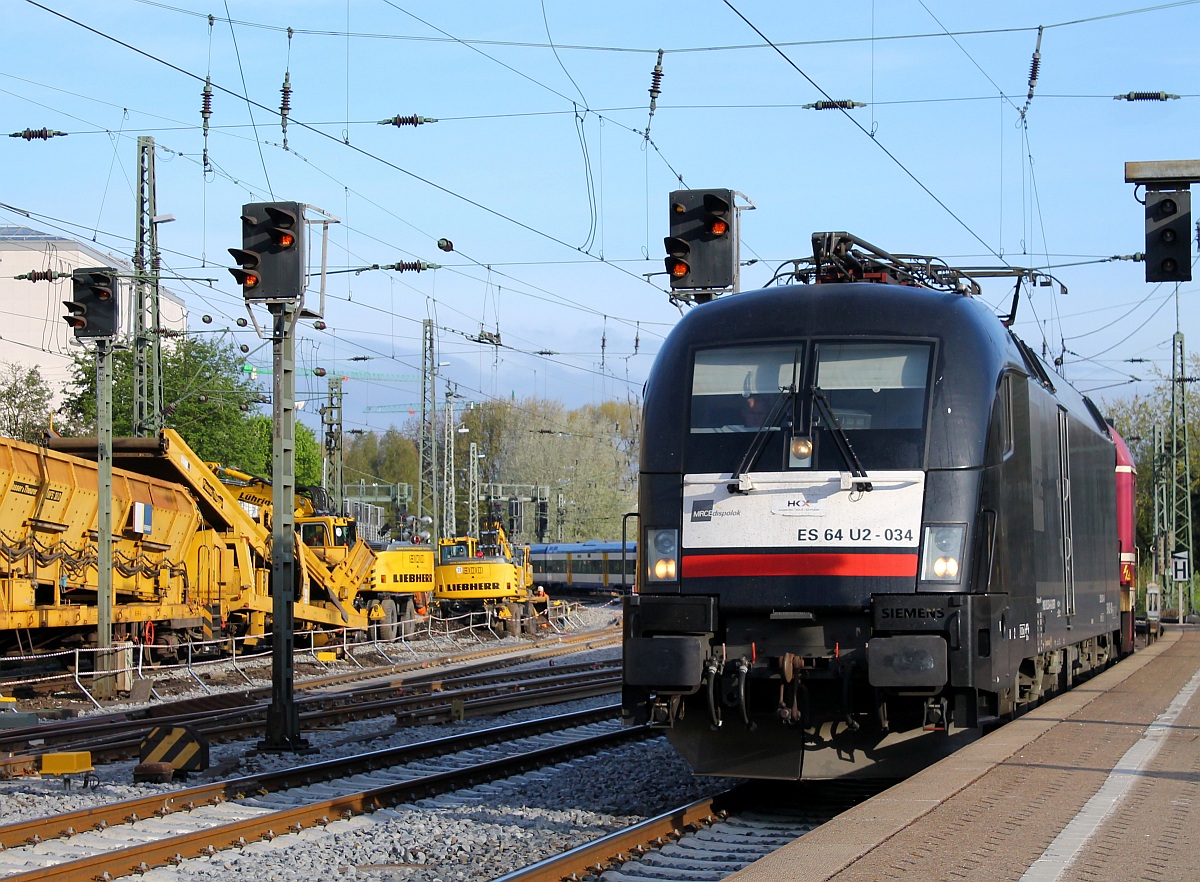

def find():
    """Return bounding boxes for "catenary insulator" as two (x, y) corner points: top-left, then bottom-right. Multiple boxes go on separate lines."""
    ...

(280, 73), (292, 119)
(15, 269), (63, 282)
(649, 49), (664, 104)
(1023, 25), (1044, 107)
(378, 115), (438, 127)
(280, 72), (292, 149)
(201, 78), (214, 170)
(385, 261), (439, 272)
(1114, 92), (1180, 101)
(804, 100), (866, 110)
(9, 128), (67, 140)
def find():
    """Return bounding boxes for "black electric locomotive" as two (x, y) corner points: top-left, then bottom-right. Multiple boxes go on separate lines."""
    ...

(623, 233), (1135, 780)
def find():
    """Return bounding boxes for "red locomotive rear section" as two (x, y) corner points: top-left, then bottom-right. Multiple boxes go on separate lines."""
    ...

(1111, 427), (1138, 654)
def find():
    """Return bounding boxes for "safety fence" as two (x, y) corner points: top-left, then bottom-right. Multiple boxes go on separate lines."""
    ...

(0, 600), (586, 711)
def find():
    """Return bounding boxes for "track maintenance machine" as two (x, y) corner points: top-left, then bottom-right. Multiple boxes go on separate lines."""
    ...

(434, 518), (546, 634)
(207, 462), (433, 640)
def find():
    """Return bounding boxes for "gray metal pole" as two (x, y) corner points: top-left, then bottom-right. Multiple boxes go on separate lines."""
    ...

(95, 338), (114, 700)
(133, 136), (163, 436)
(442, 395), (456, 538)
(468, 441), (479, 539)
(328, 376), (344, 514)
(261, 301), (307, 751)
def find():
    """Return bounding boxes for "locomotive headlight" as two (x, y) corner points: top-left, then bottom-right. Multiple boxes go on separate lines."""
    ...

(920, 524), (965, 583)
(789, 435), (813, 468)
(932, 556), (959, 578)
(653, 530), (677, 555)
(647, 528), (679, 582)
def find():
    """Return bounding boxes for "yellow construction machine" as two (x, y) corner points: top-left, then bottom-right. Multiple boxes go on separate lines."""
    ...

(434, 520), (546, 634)
(208, 461), (434, 639)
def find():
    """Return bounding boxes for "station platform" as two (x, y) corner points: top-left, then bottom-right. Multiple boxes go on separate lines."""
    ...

(730, 626), (1200, 882)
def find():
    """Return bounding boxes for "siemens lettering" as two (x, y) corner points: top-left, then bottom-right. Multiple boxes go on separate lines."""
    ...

(881, 607), (946, 620)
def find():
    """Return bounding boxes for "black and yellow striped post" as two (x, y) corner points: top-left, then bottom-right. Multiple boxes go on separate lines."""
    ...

(137, 725), (209, 775)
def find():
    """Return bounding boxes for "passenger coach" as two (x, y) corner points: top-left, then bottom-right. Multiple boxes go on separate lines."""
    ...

(530, 541), (636, 595)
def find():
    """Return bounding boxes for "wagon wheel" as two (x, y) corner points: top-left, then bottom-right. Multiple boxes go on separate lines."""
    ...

(399, 597), (417, 638)
(505, 602), (522, 638)
(380, 597), (399, 641)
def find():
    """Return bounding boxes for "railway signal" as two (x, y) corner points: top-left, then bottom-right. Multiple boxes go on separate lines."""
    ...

(664, 235), (691, 281)
(1144, 190), (1192, 283)
(64, 267), (119, 339)
(229, 201), (306, 300)
(664, 188), (738, 292)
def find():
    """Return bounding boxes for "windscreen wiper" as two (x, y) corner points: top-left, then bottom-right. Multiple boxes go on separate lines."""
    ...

(811, 386), (872, 492)
(729, 385), (794, 493)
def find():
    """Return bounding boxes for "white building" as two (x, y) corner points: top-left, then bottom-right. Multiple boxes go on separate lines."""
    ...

(0, 225), (187, 402)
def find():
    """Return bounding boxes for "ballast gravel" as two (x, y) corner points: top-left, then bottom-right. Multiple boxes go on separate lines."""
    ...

(135, 737), (713, 882)
(0, 605), (729, 881)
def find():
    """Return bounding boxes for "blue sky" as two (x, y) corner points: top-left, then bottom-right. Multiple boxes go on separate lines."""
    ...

(2, 1), (1198, 434)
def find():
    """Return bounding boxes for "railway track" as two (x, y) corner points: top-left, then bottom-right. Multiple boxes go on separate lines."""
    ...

(494, 780), (893, 882)
(2, 661), (620, 763)
(0, 705), (645, 882)
(0, 627), (620, 762)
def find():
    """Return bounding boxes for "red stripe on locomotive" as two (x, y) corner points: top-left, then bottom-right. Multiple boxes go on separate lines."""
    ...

(683, 552), (918, 578)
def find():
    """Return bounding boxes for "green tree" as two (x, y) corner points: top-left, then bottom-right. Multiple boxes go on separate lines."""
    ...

(58, 334), (265, 466)
(348, 396), (641, 543)
(0, 360), (54, 443)
(458, 396), (640, 542)
(241, 415), (323, 486)
(344, 426), (420, 490)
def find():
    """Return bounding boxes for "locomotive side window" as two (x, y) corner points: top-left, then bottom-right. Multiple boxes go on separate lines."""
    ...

(690, 346), (802, 433)
(985, 374), (1015, 466)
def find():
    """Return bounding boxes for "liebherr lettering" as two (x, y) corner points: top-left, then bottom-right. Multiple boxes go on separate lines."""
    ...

(441, 581), (503, 593)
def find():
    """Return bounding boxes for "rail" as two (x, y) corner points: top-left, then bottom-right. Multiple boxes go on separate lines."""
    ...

(0, 707), (647, 882)
(0, 600), (585, 707)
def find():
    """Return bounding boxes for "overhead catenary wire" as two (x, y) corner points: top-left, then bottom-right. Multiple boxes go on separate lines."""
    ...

(221, 0), (272, 198)
(0, 83), (672, 346)
(24, 0), (665, 291)
(720, 0), (1009, 267)
(0, 197), (626, 391)
(125, 0), (1200, 53)
(12, 0), (1193, 408)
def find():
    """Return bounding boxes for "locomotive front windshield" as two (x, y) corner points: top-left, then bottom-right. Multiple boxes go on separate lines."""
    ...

(688, 341), (932, 472)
